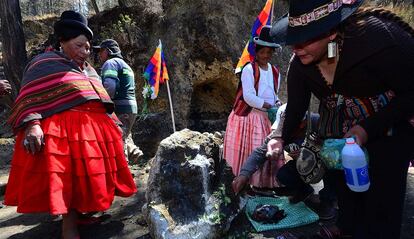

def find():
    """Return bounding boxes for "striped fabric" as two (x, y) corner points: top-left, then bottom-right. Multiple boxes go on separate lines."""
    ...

(224, 109), (281, 188)
(318, 93), (344, 138)
(102, 67), (134, 79)
(102, 69), (118, 78)
(8, 51), (113, 129)
(233, 62), (261, 116)
(143, 40), (169, 99)
(100, 57), (137, 114)
(318, 90), (395, 138)
(4, 101), (137, 214)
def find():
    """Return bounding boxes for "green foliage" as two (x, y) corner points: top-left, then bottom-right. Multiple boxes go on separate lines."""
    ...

(140, 83), (153, 115)
(114, 14), (136, 33)
(184, 154), (193, 161)
(201, 211), (227, 224)
(200, 183), (232, 224)
(101, 14), (139, 44)
(212, 184), (231, 206)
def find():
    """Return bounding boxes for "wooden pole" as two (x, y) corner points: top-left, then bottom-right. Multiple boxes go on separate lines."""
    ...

(165, 80), (176, 132)
(271, 0), (275, 24)
(91, 0), (100, 13)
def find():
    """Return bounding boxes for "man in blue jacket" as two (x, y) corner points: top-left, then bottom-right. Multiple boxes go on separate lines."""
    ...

(94, 39), (142, 162)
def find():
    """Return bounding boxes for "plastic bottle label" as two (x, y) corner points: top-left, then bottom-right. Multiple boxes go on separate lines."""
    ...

(344, 168), (354, 185)
(356, 166), (370, 186)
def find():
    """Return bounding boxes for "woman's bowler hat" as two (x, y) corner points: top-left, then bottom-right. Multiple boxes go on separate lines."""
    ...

(253, 25), (281, 48)
(54, 10), (93, 40)
(270, 0), (363, 45)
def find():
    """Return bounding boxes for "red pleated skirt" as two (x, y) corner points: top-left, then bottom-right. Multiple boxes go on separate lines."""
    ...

(4, 101), (137, 215)
(224, 109), (284, 188)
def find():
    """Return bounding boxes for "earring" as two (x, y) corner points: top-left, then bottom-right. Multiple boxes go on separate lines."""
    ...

(327, 40), (337, 59)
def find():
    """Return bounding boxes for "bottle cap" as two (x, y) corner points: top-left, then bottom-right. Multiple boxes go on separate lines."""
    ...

(346, 138), (355, 144)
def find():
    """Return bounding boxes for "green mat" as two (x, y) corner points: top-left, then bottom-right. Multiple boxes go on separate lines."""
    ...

(245, 196), (319, 232)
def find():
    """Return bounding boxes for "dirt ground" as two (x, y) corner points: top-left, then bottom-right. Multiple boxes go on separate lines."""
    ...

(0, 165), (413, 239)
(0, 165), (151, 239)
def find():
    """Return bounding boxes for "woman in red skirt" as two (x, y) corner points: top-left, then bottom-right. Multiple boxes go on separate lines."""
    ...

(224, 26), (284, 189)
(4, 11), (136, 239)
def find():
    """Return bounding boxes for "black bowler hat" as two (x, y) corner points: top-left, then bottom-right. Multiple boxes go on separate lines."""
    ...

(270, 0), (364, 45)
(54, 10), (93, 40)
(93, 39), (123, 58)
(253, 25), (281, 48)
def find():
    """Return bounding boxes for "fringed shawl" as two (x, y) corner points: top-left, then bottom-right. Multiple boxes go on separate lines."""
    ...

(8, 51), (114, 129)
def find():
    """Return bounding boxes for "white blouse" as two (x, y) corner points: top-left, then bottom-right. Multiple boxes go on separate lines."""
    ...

(241, 62), (280, 110)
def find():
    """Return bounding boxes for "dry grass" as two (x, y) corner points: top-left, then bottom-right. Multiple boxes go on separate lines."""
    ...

(385, 3), (414, 27)
(23, 13), (58, 21)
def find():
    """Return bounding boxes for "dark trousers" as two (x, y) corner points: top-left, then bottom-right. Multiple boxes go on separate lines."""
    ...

(277, 160), (337, 203)
(335, 132), (413, 239)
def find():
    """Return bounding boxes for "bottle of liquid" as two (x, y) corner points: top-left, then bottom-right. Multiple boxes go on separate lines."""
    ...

(341, 138), (370, 192)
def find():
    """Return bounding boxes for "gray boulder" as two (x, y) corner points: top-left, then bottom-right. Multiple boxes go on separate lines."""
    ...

(145, 129), (239, 239)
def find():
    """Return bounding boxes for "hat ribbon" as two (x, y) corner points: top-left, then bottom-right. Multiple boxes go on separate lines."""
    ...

(288, 0), (357, 27)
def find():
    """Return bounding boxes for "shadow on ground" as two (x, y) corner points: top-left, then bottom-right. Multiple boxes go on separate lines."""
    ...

(1, 167), (413, 239)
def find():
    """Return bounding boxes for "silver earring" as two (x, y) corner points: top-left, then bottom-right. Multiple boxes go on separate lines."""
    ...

(327, 40), (337, 59)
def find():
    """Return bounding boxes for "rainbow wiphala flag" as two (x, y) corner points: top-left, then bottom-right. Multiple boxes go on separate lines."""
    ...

(143, 40), (169, 99)
(235, 0), (273, 73)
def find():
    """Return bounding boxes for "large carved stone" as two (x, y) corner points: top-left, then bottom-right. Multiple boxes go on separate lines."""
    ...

(145, 129), (239, 239)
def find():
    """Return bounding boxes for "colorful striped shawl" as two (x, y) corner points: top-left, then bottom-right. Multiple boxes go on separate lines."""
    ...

(8, 51), (114, 129)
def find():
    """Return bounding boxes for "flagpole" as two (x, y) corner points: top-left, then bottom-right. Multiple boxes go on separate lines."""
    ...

(271, 0), (275, 23)
(165, 80), (176, 132)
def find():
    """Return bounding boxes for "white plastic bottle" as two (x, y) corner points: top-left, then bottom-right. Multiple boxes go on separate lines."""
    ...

(341, 138), (370, 192)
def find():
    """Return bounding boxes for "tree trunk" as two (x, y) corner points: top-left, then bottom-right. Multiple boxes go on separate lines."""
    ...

(91, 0), (100, 13)
(0, 0), (27, 103)
(118, 0), (127, 8)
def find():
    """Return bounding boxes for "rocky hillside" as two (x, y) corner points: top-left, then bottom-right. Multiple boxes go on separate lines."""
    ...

(17, 0), (414, 157)
(86, 0), (291, 157)
(15, 0), (292, 156)
(88, 0), (290, 132)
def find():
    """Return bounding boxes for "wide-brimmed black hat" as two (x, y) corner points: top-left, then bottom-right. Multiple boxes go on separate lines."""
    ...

(54, 10), (93, 40)
(270, 0), (364, 45)
(93, 39), (123, 58)
(253, 25), (281, 48)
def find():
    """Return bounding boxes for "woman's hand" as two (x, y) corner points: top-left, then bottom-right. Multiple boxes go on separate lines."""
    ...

(0, 79), (11, 96)
(344, 125), (368, 146)
(232, 175), (249, 195)
(262, 102), (272, 109)
(266, 138), (284, 160)
(275, 100), (283, 107)
(24, 124), (44, 154)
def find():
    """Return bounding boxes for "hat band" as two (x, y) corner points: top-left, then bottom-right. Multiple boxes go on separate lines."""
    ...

(288, 0), (356, 27)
